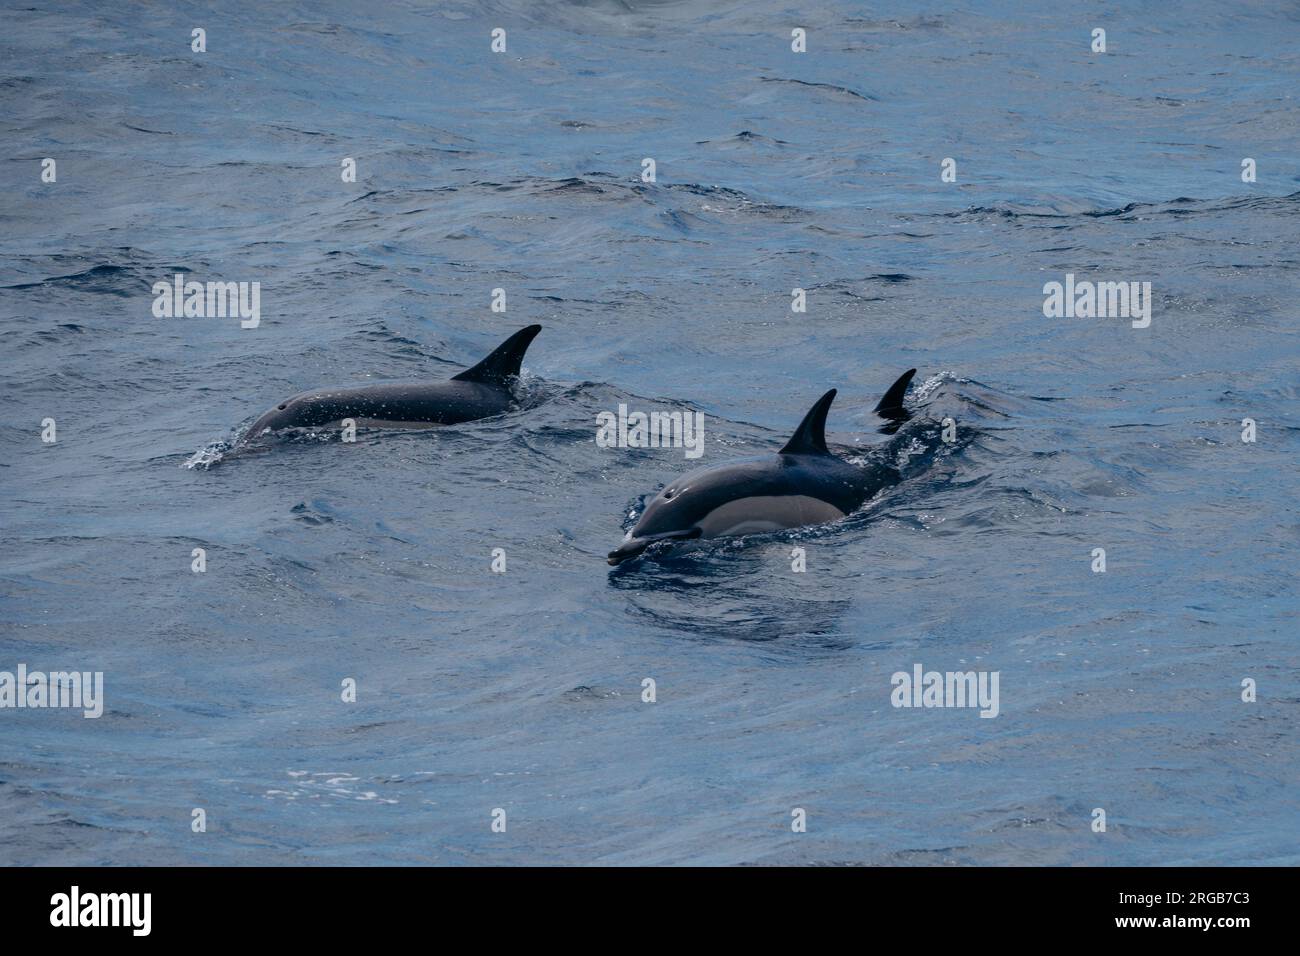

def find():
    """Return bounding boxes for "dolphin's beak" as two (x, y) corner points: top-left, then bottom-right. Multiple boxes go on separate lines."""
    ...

(607, 528), (702, 565)
(607, 536), (652, 565)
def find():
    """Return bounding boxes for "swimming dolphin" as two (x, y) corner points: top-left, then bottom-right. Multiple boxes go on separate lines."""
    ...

(245, 325), (542, 438)
(607, 369), (917, 565)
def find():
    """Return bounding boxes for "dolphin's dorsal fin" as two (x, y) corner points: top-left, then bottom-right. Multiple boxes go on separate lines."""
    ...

(452, 325), (542, 385)
(779, 389), (836, 455)
(874, 368), (916, 417)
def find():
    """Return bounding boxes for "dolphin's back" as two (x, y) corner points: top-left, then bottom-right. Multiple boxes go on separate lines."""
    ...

(283, 380), (512, 427)
(677, 454), (878, 514)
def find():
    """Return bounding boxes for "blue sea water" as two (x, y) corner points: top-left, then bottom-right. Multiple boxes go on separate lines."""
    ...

(1, 0), (1298, 865)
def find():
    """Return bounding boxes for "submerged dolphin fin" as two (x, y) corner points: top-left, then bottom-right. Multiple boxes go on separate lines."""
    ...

(452, 325), (542, 385)
(779, 389), (837, 456)
(874, 368), (917, 417)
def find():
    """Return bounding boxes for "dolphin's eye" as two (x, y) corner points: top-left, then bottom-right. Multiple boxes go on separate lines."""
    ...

(278, 404), (287, 410)
(663, 489), (675, 500)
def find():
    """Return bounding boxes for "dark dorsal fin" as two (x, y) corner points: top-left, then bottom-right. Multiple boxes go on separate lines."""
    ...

(779, 389), (836, 456)
(874, 368), (916, 417)
(452, 325), (542, 385)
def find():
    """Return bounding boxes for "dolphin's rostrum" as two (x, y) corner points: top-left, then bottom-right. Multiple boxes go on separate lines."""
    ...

(245, 325), (542, 438)
(608, 370), (917, 565)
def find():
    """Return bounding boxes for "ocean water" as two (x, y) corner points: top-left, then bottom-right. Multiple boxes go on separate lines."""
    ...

(1, 0), (1297, 865)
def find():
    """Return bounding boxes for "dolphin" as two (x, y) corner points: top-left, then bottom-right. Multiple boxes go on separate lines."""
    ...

(244, 325), (542, 438)
(607, 369), (917, 565)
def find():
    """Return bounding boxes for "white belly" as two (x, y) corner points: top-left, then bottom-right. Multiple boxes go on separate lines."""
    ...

(697, 495), (846, 538)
